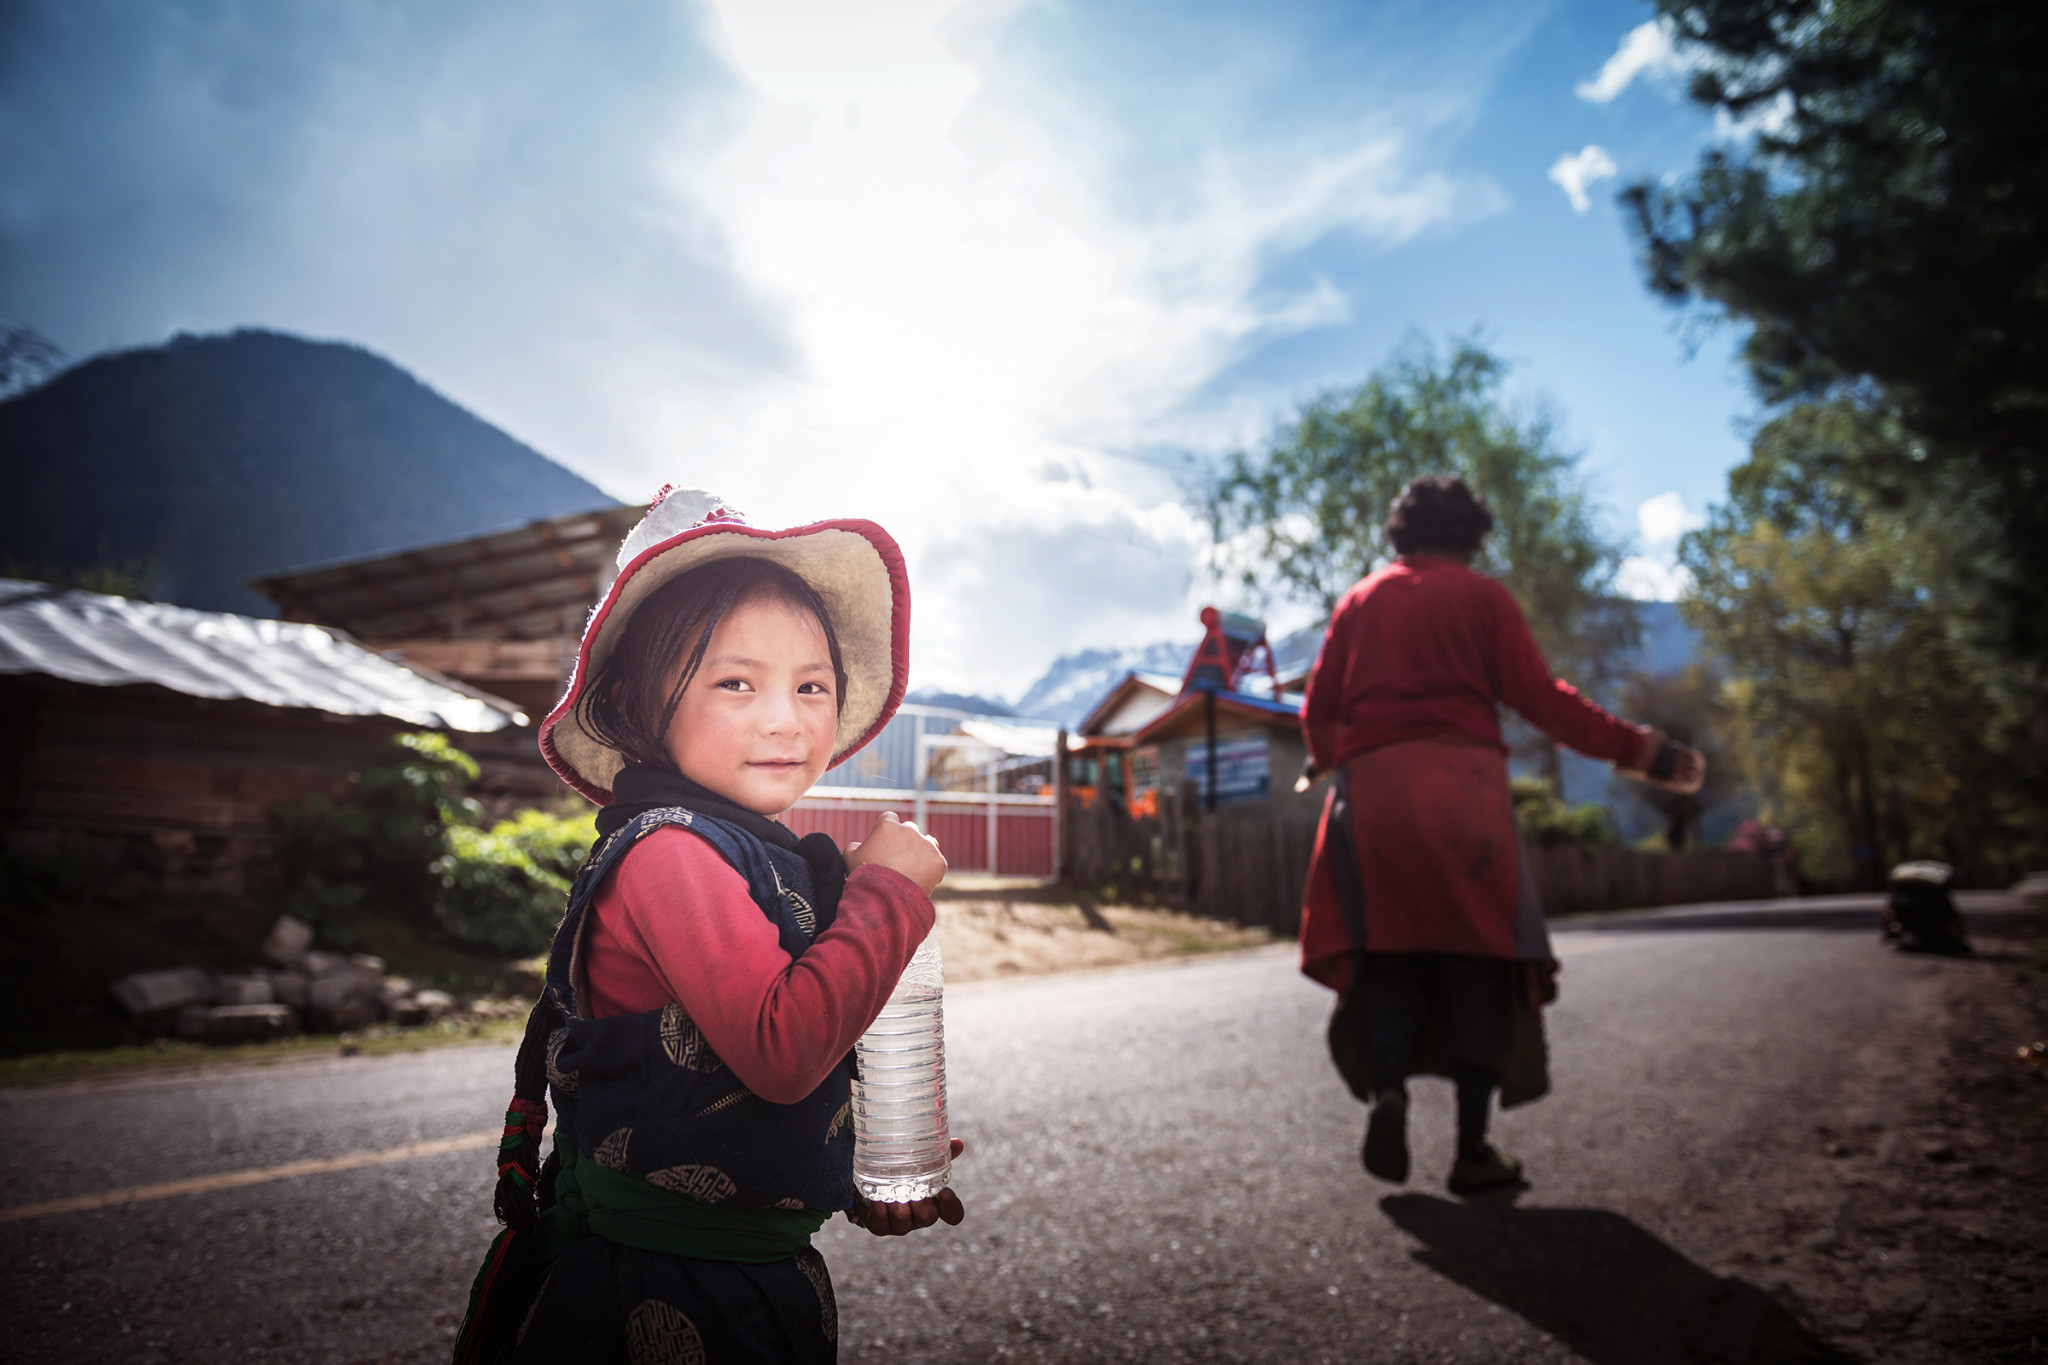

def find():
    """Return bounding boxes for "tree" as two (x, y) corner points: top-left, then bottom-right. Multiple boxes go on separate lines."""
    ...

(1202, 334), (1639, 716)
(1623, 0), (2048, 665)
(1679, 399), (2040, 887)
(0, 322), (65, 400)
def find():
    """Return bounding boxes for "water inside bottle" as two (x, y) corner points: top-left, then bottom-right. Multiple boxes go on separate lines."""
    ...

(852, 936), (951, 1204)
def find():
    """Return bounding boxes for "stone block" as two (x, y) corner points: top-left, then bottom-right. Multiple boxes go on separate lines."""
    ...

(260, 914), (314, 967)
(267, 970), (309, 1009)
(192, 1004), (298, 1043)
(111, 968), (214, 1018)
(214, 973), (275, 1006)
(303, 951), (351, 978)
(390, 998), (431, 1026)
(308, 971), (364, 1013)
(315, 998), (374, 1033)
(413, 988), (456, 1019)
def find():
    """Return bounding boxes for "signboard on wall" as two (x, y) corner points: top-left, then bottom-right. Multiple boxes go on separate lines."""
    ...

(1185, 731), (1270, 804)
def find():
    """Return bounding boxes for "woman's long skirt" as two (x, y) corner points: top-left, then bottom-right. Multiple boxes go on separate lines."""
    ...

(1298, 738), (1556, 1107)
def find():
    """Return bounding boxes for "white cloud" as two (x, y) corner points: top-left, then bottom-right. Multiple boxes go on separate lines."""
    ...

(1547, 144), (1618, 213)
(1618, 491), (1706, 601)
(1636, 490), (1706, 549)
(1616, 555), (1693, 602)
(1713, 89), (1797, 143)
(1575, 18), (1686, 104)
(4, 0), (1529, 699)
(681, 0), (1501, 692)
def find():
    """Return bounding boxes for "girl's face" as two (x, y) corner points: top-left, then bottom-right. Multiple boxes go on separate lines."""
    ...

(662, 592), (838, 816)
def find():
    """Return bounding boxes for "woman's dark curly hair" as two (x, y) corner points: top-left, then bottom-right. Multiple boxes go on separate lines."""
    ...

(575, 556), (847, 772)
(1384, 475), (1494, 557)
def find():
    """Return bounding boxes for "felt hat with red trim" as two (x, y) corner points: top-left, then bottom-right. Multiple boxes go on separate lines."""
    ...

(539, 488), (910, 804)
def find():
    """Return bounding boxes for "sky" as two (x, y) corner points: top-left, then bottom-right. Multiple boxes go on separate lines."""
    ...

(0, 0), (1754, 698)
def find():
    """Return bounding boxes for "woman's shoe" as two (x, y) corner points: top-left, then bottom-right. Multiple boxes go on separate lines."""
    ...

(1447, 1143), (1523, 1196)
(1361, 1088), (1410, 1183)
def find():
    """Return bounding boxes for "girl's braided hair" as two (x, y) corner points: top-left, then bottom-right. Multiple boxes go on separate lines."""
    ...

(576, 555), (849, 769)
(1384, 475), (1494, 557)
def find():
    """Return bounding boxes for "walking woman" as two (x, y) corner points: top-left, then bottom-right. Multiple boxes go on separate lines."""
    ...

(1298, 475), (1702, 1194)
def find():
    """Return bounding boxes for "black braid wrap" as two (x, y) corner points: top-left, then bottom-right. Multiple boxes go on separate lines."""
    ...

(452, 996), (562, 1365)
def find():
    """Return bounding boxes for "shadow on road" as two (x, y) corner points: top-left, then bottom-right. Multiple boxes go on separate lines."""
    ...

(1564, 901), (2035, 943)
(1380, 1194), (1859, 1365)
(1572, 904), (1880, 935)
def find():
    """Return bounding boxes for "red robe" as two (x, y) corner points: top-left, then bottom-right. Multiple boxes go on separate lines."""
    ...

(1298, 558), (1645, 992)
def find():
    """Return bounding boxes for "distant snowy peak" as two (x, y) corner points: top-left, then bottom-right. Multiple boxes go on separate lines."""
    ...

(903, 687), (1016, 717)
(1011, 639), (1195, 728)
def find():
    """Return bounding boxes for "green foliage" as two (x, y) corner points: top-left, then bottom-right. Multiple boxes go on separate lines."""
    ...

(1202, 333), (1639, 701)
(273, 731), (595, 956)
(1623, 0), (2048, 664)
(431, 808), (597, 955)
(1511, 776), (1615, 851)
(271, 732), (482, 944)
(0, 559), (158, 599)
(1679, 400), (2044, 887)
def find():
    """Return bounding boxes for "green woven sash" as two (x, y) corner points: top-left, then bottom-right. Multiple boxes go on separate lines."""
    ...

(540, 1136), (829, 1266)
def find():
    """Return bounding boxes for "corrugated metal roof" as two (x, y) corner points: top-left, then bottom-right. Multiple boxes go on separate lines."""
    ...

(958, 718), (1061, 757)
(251, 504), (645, 643)
(0, 580), (523, 732)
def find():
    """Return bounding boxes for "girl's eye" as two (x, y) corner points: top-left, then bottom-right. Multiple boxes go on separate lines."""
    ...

(797, 682), (831, 696)
(715, 678), (750, 692)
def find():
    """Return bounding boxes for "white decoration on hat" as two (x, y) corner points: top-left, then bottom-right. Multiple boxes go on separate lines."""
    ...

(615, 488), (745, 570)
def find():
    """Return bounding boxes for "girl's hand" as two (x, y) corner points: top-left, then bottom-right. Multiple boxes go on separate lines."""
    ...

(845, 812), (947, 894)
(845, 1139), (967, 1237)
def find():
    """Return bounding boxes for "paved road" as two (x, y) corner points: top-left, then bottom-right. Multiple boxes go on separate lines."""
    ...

(0, 895), (2009, 1363)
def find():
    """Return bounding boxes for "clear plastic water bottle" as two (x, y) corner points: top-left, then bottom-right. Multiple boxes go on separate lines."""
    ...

(852, 929), (951, 1203)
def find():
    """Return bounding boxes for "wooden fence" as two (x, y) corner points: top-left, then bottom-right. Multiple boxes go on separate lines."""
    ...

(1520, 842), (1792, 913)
(1062, 791), (1315, 935)
(1062, 793), (1790, 933)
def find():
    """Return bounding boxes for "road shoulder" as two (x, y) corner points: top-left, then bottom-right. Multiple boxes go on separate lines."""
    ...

(1691, 897), (2047, 1362)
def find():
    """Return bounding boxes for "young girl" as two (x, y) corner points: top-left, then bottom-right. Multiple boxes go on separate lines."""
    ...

(456, 489), (962, 1365)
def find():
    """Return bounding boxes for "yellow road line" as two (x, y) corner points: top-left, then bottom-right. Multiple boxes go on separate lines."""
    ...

(1553, 935), (1620, 955)
(0, 1130), (497, 1225)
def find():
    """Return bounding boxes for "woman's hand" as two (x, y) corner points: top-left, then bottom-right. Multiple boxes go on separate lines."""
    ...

(845, 1138), (967, 1236)
(1621, 727), (1707, 795)
(845, 811), (947, 895)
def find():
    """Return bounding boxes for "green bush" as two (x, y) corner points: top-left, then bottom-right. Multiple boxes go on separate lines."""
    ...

(431, 807), (598, 955)
(272, 732), (483, 942)
(1511, 776), (1615, 851)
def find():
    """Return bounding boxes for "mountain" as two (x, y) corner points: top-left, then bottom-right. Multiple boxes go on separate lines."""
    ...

(1633, 600), (1699, 675)
(904, 688), (1017, 716)
(0, 328), (615, 616)
(1010, 639), (1196, 727)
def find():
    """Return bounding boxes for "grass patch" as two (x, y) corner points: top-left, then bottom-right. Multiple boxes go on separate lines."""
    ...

(0, 1014), (529, 1089)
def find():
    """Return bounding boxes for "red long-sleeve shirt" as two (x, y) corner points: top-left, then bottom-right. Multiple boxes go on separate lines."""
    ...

(1302, 557), (1646, 771)
(584, 825), (934, 1104)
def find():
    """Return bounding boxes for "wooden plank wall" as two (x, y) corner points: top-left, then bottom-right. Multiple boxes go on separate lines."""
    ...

(0, 676), (565, 894)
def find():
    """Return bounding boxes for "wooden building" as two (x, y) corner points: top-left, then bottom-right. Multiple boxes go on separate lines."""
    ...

(0, 580), (529, 894)
(252, 504), (644, 720)
(1062, 669), (1179, 813)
